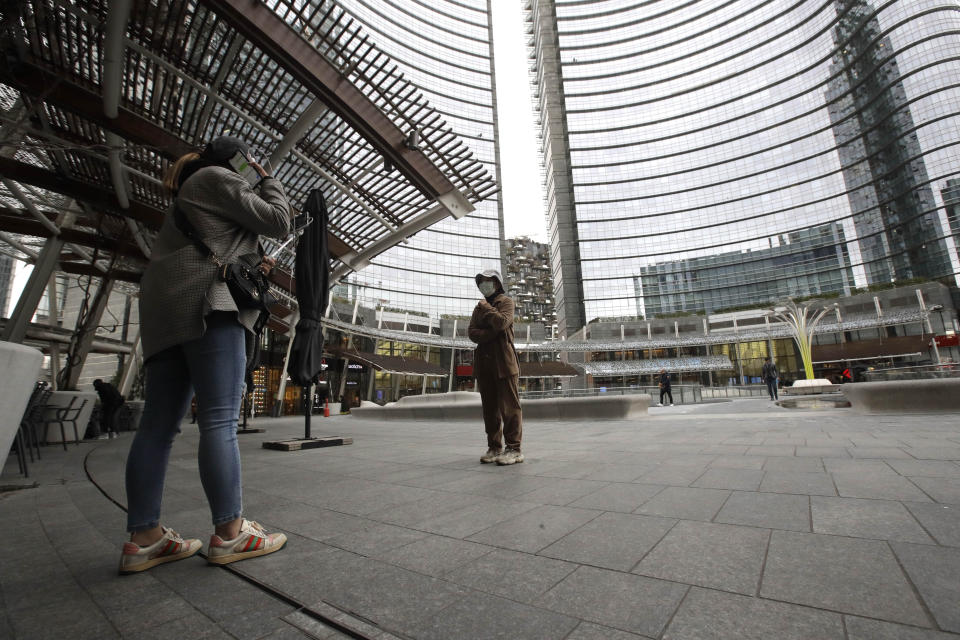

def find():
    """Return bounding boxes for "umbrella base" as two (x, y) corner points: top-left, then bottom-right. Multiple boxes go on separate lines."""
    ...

(262, 436), (353, 451)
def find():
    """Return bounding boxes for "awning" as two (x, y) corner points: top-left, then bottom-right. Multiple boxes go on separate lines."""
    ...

(812, 335), (930, 362)
(0, 1), (497, 301)
(329, 349), (446, 377)
(581, 356), (734, 376)
(519, 361), (579, 378)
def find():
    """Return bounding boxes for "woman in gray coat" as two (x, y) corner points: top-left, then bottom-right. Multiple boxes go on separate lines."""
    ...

(120, 137), (292, 573)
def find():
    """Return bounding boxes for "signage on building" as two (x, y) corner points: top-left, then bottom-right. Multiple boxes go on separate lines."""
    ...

(456, 365), (474, 376)
(347, 363), (364, 370)
(934, 334), (959, 347)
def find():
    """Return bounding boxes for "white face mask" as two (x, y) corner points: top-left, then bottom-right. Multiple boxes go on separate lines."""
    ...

(478, 281), (496, 297)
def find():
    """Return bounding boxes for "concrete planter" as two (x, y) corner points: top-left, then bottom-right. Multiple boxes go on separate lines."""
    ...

(842, 379), (960, 414)
(0, 343), (43, 474)
(351, 391), (650, 421)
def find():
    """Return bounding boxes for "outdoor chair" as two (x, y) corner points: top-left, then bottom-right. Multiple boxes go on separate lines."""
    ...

(19, 384), (51, 461)
(51, 397), (88, 450)
(34, 395), (87, 451)
(13, 383), (52, 477)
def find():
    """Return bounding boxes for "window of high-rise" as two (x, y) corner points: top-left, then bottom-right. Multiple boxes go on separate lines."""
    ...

(335, 0), (505, 318)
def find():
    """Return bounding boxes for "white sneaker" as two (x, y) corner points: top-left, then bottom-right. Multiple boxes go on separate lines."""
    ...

(657, 402), (663, 407)
(480, 448), (502, 464)
(496, 449), (524, 465)
(118, 527), (202, 574)
(670, 403), (674, 406)
(207, 519), (287, 565)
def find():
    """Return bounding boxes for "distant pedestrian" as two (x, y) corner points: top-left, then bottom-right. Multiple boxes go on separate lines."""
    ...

(762, 357), (779, 400)
(93, 379), (125, 438)
(469, 269), (524, 465)
(658, 369), (673, 406)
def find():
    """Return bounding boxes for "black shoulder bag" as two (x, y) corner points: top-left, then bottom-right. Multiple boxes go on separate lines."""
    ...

(172, 202), (275, 335)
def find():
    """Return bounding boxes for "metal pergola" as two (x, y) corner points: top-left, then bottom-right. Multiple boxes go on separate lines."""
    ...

(0, 0), (497, 386)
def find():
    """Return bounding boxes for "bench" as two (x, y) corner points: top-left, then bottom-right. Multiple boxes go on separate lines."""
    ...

(350, 391), (649, 421)
(841, 379), (960, 414)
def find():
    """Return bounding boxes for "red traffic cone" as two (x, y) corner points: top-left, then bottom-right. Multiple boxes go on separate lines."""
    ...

(323, 400), (330, 417)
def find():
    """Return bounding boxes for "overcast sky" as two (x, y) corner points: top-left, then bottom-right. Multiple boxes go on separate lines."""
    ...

(490, 0), (548, 242)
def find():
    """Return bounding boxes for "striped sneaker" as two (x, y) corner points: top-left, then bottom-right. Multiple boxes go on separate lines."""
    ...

(207, 519), (287, 566)
(118, 527), (202, 574)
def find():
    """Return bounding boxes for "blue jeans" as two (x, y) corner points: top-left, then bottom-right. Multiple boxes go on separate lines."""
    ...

(126, 313), (246, 532)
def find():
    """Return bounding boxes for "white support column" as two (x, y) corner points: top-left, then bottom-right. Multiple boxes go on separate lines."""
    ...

(447, 318), (458, 393)
(421, 316), (433, 394)
(733, 317), (744, 385)
(273, 311), (299, 416)
(118, 330), (141, 397)
(367, 311), (383, 401)
(46, 273), (61, 389)
(62, 276), (115, 389)
(0, 232), (39, 260)
(916, 290), (941, 366)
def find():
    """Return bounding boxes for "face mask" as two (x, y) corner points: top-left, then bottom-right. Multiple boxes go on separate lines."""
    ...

(478, 281), (496, 297)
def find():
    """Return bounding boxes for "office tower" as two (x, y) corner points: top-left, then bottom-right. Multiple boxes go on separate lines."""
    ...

(636, 222), (855, 318)
(337, 0), (504, 318)
(827, 0), (953, 285)
(525, 0), (960, 336)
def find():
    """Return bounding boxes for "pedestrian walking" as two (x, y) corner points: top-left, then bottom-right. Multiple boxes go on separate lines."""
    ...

(468, 270), (524, 465)
(119, 136), (291, 574)
(658, 369), (674, 406)
(762, 357), (779, 400)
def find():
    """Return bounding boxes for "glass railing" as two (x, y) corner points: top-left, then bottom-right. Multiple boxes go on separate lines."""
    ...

(519, 385), (703, 404)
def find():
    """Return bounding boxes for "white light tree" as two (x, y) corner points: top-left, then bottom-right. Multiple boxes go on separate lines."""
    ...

(771, 299), (834, 381)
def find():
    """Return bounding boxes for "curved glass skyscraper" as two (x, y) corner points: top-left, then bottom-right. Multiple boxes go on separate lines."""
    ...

(338, 0), (503, 317)
(526, 0), (960, 337)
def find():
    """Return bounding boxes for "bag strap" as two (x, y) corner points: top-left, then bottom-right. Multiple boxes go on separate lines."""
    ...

(173, 199), (267, 266)
(172, 199), (224, 266)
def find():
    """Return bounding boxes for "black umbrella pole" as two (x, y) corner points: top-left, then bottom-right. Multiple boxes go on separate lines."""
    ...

(304, 385), (313, 440)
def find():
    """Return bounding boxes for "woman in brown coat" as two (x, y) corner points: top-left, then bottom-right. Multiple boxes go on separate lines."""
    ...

(468, 269), (524, 465)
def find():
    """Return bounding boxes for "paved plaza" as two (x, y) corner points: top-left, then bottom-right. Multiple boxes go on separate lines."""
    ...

(2, 399), (960, 639)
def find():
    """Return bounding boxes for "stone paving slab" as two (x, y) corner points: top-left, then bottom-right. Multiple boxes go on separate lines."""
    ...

(904, 502), (960, 547)
(634, 520), (769, 595)
(714, 490), (811, 532)
(534, 566), (688, 637)
(662, 587), (844, 640)
(634, 486), (731, 521)
(4, 398), (960, 639)
(760, 530), (930, 626)
(538, 511), (675, 571)
(892, 542), (960, 633)
(811, 496), (934, 543)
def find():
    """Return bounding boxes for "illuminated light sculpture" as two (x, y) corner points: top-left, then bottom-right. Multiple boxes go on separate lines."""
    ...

(770, 299), (836, 381)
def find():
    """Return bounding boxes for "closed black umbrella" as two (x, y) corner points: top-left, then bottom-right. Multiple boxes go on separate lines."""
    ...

(289, 188), (329, 438)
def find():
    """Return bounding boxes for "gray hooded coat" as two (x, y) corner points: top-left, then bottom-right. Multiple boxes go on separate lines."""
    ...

(139, 166), (292, 361)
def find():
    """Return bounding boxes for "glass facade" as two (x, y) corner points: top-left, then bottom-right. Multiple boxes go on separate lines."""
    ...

(335, 0), (504, 318)
(525, 0), (960, 336)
